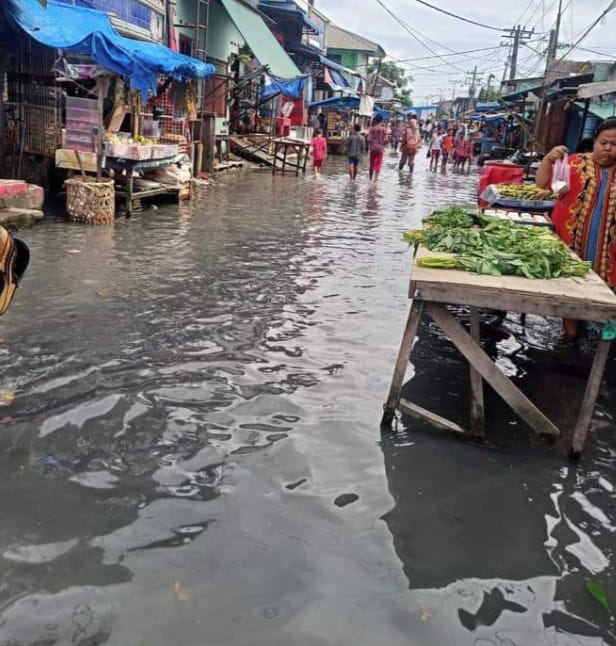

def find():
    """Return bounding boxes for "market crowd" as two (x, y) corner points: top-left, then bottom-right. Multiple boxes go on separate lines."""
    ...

(309, 112), (483, 183)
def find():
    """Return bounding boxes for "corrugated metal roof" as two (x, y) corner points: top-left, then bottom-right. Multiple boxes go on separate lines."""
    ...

(324, 24), (385, 56)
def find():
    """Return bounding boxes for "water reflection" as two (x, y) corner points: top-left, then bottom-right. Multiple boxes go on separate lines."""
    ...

(0, 156), (614, 645)
(381, 316), (616, 644)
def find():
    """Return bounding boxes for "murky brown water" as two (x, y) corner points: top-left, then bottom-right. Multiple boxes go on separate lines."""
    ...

(0, 153), (615, 645)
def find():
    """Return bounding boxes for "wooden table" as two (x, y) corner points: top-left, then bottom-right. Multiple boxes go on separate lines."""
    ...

(105, 156), (179, 216)
(272, 138), (310, 176)
(382, 246), (616, 456)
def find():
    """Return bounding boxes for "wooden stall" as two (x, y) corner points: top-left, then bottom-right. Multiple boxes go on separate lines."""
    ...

(382, 245), (616, 457)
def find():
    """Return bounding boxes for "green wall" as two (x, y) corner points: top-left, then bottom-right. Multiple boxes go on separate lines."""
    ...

(326, 49), (369, 77)
(174, 0), (244, 63)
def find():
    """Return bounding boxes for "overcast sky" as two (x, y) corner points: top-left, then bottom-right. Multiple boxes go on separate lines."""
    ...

(318, 0), (616, 105)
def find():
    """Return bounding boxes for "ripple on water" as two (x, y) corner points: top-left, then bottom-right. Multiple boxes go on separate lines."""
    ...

(0, 156), (615, 645)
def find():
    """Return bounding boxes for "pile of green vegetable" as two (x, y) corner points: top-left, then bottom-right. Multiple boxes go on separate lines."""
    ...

(403, 206), (591, 280)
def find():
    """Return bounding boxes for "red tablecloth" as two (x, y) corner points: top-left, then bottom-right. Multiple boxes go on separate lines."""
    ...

(478, 163), (524, 206)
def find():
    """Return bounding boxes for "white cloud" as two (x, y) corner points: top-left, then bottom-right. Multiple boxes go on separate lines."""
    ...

(318, 0), (616, 103)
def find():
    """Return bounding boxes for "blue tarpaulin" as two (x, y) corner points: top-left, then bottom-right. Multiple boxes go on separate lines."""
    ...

(327, 67), (352, 92)
(475, 101), (501, 113)
(258, 1), (322, 35)
(373, 108), (391, 121)
(308, 96), (359, 110)
(3, 0), (216, 99)
(261, 74), (305, 101)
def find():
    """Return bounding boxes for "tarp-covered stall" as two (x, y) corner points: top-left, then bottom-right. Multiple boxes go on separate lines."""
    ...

(3, 0), (216, 99)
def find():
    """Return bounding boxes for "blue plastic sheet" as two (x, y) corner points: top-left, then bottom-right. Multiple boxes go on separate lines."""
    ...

(4, 0), (216, 99)
(261, 75), (305, 101)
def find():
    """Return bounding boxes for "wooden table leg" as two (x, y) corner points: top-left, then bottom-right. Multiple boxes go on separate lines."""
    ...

(469, 307), (485, 437)
(381, 299), (424, 428)
(571, 338), (611, 457)
(126, 172), (133, 218)
(425, 302), (561, 437)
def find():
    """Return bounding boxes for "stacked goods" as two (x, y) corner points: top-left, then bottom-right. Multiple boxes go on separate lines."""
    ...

(493, 183), (556, 200)
(403, 206), (590, 279)
(65, 97), (98, 153)
(105, 133), (178, 160)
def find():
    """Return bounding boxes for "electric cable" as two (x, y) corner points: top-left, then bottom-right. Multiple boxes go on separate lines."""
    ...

(410, 0), (506, 31)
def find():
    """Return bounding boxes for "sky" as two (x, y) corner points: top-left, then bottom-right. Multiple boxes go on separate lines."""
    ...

(317, 0), (616, 105)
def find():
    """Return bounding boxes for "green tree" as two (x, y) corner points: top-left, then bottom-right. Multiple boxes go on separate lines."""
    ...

(477, 87), (502, 102)
(368, 60), (413, 106)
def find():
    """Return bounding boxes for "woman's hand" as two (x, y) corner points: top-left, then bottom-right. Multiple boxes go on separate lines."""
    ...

(546, 145), (568, 163)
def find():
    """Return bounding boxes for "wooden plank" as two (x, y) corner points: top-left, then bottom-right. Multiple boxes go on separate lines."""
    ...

(425, 302), (561, 436)
(571, 338), (612, 456)
(398, 399), (468, 435)
(411, 246), (616, 322)
(381, 300), (424, 428)
(469, 308), (486, 437)
(55, 149), (98, 173)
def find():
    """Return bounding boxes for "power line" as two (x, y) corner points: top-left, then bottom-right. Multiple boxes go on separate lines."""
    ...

(411, 0), (505, 31)
(557, 0), (616, 62)
(515, 0), (538, 25)
(374, 0), (467, 73)
(396, 45), (505, 63)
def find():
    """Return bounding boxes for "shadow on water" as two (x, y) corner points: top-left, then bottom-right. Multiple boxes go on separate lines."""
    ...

(381, 312), (616, 644)
(0, 155), (615, 645)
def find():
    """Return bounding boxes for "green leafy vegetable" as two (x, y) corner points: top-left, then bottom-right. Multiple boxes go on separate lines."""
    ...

(402, 230), (426, 245)
(404, 207), (591, 280)
(423, 206), (476, 229)
(585, 579), (613, 613)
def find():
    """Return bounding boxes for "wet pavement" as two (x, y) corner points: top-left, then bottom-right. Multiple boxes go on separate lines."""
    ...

(0, 152), (615, 645)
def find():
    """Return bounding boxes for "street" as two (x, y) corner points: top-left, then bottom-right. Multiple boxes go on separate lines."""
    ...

(1, 154), (615, 645)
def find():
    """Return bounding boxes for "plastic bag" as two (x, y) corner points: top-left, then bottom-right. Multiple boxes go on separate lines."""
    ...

(551, 153), (570, 195)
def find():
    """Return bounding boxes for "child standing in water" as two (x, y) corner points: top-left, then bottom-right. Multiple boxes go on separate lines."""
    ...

(346, 123), (364, 180)
(441, 129), (454, 170)
(310, 129), (327, 175)
(367, 114), (387, 182)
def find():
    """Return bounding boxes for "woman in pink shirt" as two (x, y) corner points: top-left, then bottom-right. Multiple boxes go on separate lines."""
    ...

(367, 115), (387, 182)
(310, 129), (327, 175)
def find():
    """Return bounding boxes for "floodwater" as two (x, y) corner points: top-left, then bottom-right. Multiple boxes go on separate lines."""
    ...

(0, 152), (615, 646)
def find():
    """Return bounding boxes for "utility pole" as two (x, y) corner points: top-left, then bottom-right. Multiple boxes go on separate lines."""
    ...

(546, 0), (564, 78)
(484, 73), (496, 101)
(465, 65), (482, 99)
(503, 25), (534, 81)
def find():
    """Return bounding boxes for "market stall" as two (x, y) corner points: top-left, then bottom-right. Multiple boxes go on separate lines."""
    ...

(309, 96), (360, 154)
(5, 0), (216, 222)
(382, 207), (616, 457)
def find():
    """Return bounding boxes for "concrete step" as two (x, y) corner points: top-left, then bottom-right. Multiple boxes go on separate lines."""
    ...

(0, 207), (45, 227)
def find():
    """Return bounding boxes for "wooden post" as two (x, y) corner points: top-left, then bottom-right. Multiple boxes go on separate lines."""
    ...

(96, 80), (105, 180)
(381, 299), (424, 428)
(577, 99), (590, 151)
(469, 307), (485, 437)
(295, 143), (301, 177)
(571, 338), (611, 457)
(131, 91), (140, 141)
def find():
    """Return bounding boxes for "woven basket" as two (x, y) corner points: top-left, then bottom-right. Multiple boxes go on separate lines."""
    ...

(65, 178), (115, 225)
